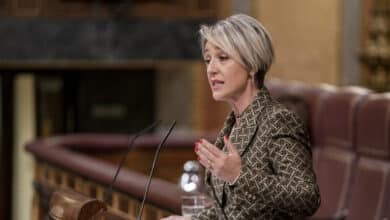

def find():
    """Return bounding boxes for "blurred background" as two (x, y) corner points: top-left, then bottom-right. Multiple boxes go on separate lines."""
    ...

(0, 0), (388, 219)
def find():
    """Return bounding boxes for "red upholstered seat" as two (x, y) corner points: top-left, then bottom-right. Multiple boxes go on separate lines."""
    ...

(266, 78), (338, 146)
(381, 174), (390, 220)
(286, 83), (337, 146)
(312, 88), (370, 218)
(345, 158), (390, 220)
(355, 93), (390, 159)
(267, 80), (390, 220)
(315, 88), (370, 149)
(312, 147), (356, 218)
(344, 93), (390, 220)
(264, 78), (286, 99)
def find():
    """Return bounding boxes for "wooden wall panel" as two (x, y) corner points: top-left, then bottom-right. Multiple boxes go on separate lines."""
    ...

(11, 0), (42, 16)
(0, 0), (10, 16)
(253, 0), (342, 85)
(43, 0), (98, 17)
(2, 0), (229, 18)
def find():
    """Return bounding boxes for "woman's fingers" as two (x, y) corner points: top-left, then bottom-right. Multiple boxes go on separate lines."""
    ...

(195, 139), (228, 172)
(196, 148), (208, 164)
(196, 146), (214, 169)
(194, 137), (242, 182)
(196, 141), (218, 161)
(200, 139), (224, 157)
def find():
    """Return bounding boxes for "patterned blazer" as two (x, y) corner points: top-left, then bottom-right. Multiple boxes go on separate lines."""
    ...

(193, 88), (320, 220)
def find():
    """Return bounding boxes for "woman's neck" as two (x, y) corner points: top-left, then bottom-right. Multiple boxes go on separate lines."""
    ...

(229, 86), (259, 119)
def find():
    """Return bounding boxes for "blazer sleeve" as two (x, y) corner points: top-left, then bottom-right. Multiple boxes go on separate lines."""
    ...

(229, 109), (321, 217)
(190, 172), (220, 220)
(191, 203), (218, 220)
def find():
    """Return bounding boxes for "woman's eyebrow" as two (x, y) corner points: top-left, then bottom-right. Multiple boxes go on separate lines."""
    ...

(215, 47), (226, 54)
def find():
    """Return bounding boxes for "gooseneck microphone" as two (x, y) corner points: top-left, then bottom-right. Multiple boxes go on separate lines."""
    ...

(104, 120), (161, 204)
(136, 121), (177, 220)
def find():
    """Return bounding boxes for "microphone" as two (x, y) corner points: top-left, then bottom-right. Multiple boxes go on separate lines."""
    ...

(104, 120), (161, 204)
(136, 121), (177, 220)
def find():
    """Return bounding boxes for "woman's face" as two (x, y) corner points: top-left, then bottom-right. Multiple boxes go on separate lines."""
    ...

(203, 41), (251, 102)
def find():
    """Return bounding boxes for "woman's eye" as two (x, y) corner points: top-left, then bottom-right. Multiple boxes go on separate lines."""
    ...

(204, 59), (210, 64)
(219, 56), (229, 61)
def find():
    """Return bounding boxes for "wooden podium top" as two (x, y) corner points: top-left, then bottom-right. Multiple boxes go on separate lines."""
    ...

(50, 189), (135, 220)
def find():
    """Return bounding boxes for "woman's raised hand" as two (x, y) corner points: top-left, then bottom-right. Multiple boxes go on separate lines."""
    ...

(195, 136), (241, 183)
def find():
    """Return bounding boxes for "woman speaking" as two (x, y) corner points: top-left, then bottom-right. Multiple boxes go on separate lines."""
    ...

(162, 13), (320, 220)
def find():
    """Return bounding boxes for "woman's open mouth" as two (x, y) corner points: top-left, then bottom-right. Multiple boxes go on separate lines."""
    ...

(211, 79), (224, 90)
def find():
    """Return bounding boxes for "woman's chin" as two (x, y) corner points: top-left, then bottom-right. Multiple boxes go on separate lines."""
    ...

(212, 92), (226, 101)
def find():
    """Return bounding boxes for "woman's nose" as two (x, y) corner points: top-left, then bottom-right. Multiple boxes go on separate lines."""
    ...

(206, 60), (217, 75)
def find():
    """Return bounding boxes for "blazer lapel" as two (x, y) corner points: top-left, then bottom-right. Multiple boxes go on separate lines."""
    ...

(229, 115), (258, 157)
(230, 88), (271, 156)
(215, 112), (236, 149)
(206, 88), (272, 205)
(206, 112), (235, 203)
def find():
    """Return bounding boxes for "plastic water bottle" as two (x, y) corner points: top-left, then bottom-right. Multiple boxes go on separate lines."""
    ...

(179, 160), (206, 217)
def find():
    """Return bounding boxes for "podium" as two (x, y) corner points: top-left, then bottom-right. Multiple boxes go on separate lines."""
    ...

(49, 189), (134, 220)
(26, 133), (185, 220)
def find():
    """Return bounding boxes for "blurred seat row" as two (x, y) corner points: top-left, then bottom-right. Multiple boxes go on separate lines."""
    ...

(265, 78), (390, 220)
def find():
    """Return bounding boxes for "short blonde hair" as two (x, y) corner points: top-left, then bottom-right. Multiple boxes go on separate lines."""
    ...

(199, 14), (274, 88)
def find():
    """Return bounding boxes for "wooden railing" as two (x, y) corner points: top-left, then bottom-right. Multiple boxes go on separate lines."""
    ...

(26, 134), (203, 220)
